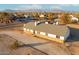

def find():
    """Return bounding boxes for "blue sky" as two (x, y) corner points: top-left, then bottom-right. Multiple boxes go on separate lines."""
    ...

(0, 4), (79, 11)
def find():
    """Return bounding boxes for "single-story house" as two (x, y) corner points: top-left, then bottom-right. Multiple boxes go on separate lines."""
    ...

(39, 14), (45, 18)
(69, 15), (79, 22)
(23, 22), (70, 43)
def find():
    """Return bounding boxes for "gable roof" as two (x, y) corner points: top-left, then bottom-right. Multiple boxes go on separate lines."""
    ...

(24, 22), (35, 30)
(24, 22), (69, 36)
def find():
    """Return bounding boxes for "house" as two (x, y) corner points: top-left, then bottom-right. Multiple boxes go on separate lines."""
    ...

(24, 15), (29, 18)
(69, 15), (79, 22)
(53, 19), (60, 25)
(39, 14), (44, 18)
(23, 22), (70, 43)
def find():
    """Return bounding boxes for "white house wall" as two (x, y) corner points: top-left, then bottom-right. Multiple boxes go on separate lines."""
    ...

(60, 36), (64, 40)
(30, 29), (34, 33)
(35, 31), (37, 34)
(48, 33), (56, 38)
(23, 28), (26, 31)
(27, 29), (29, 31)
(40, 32), (46, 35)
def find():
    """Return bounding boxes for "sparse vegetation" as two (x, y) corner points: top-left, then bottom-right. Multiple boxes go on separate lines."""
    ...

(0, 11), (79, 55)
(10, 40), (20, 50)
(0, 12), (15, 24)
(0, 12), (79, 24)
(9, 39), (25, 50)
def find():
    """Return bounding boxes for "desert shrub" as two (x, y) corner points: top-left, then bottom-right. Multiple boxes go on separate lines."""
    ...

(10, 40), (24, 50)
(10, 40), (20, 50)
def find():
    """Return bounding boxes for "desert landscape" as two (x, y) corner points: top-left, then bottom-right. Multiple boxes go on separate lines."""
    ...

(0, 23), (78, 55)
(0, 4), (79, 55)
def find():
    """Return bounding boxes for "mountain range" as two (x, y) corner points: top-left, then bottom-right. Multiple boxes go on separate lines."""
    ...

(1, 9), (78, 13)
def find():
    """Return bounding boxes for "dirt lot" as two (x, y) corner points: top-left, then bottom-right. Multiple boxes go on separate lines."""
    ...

(0, 30), (79, 55)
(0, 23), (79, 55)
(0, 34), (47, 55)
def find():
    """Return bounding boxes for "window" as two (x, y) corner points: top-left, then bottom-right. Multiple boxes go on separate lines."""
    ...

(56, 36), (60, 39)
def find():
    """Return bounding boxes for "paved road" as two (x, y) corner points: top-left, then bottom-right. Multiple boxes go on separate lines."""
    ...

(0, 29), (71, 55)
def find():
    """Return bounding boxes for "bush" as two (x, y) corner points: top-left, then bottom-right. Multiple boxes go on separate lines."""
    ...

(10, 40), (20, 50)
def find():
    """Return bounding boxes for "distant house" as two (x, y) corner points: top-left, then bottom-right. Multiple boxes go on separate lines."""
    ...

(23, 22), (70, 43)
(24, 15), (29, 18)
(71, 17), (78, 22)
(39, 14), (44, 18)
(69, 15), (79, 22)
(13, 14), (17, 16)
(53, 19), (60, 25)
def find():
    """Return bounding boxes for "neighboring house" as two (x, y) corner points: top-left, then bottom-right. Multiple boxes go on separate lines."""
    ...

(24, 15), (29, 18)
(13, 14), (17, 16)
(53, 19), (60, 25)
(53, 18), (65, 25)
(69, 15), (79, 22)
(23, 22), (70, 43)
(71, 17), (78, 22)
(39, 14), (45, 18)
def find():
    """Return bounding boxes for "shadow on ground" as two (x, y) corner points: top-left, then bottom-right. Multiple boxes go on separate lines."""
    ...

(17, 42), (51, 55)
(19, 42), (51, 47)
